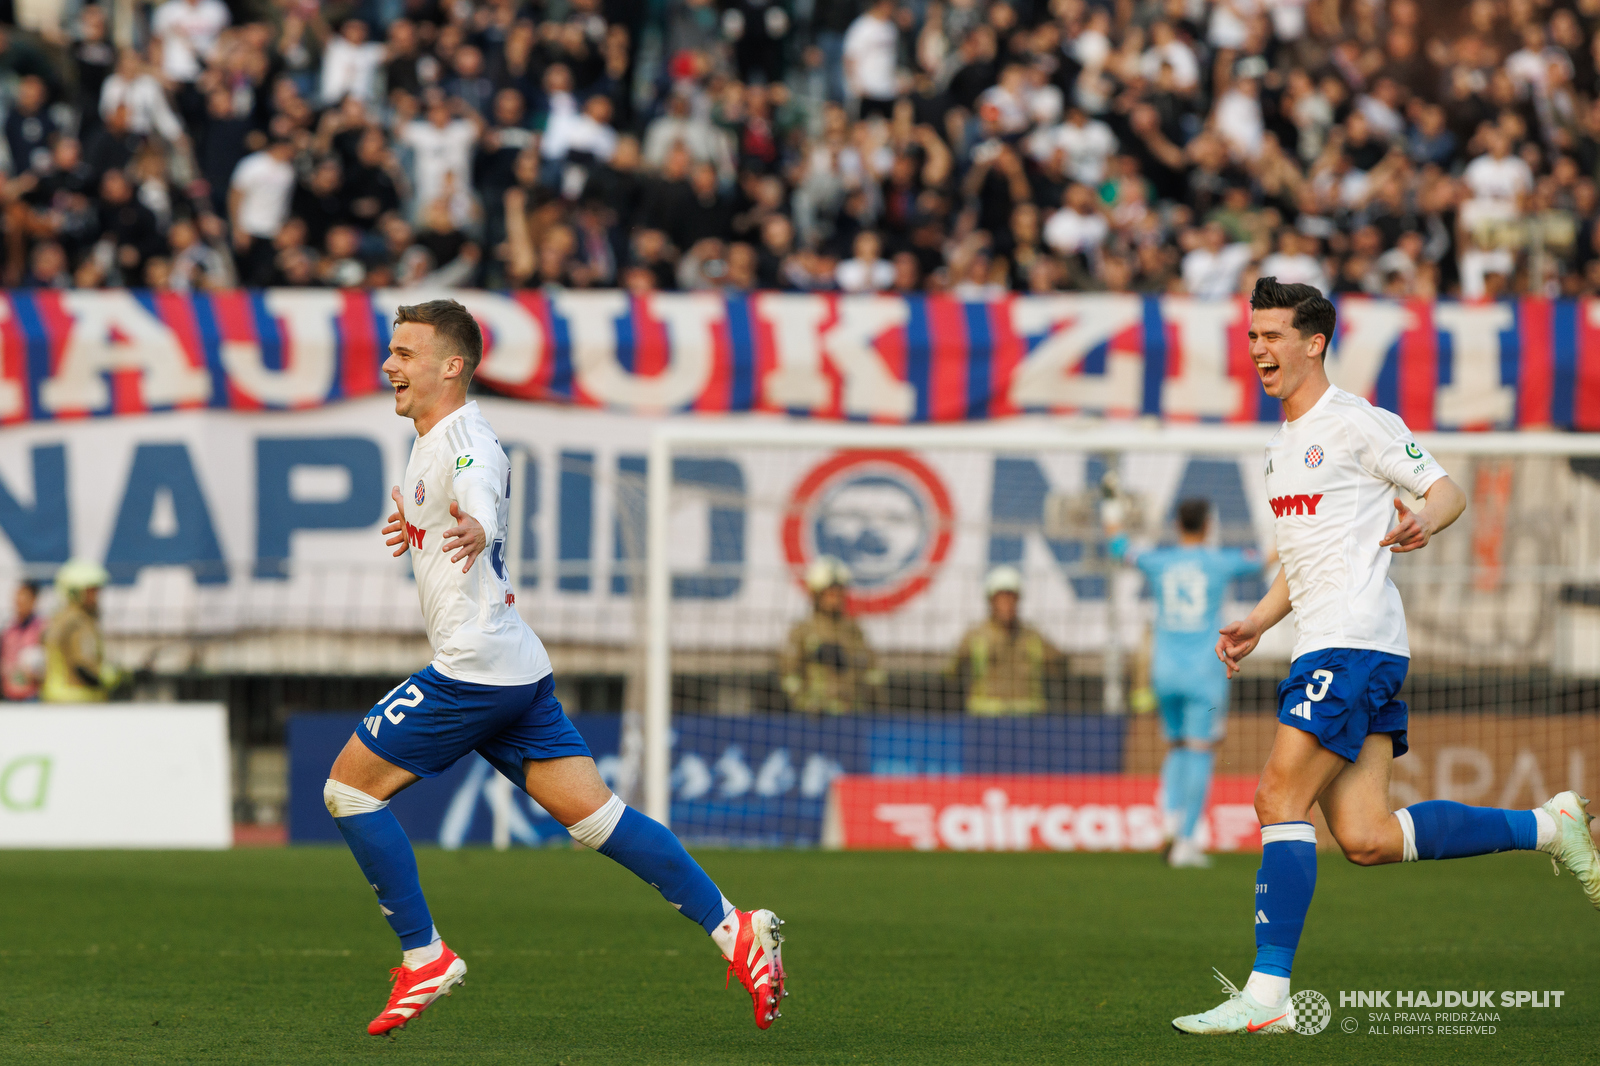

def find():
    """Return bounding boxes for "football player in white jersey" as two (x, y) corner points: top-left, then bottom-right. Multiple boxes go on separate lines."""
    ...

(1172, 278), (1600, 1035)
(323, 300), (786, 1037)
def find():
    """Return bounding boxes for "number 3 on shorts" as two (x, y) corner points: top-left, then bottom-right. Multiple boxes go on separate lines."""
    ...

(1305, 669), (1333, 702)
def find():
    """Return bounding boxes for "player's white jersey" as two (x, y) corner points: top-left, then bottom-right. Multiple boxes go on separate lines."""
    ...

(1264, 386), (1446, 661)
(401, 401), (551, 685)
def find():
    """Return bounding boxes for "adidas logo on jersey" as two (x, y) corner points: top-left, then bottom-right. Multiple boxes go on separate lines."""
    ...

(1269, 493), (1323, 517)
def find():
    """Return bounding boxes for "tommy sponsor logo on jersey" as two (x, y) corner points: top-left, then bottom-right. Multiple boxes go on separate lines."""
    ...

(1269, 493), (1324, 518)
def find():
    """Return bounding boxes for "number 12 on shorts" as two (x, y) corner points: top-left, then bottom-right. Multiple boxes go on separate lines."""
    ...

(364, 683), (425, 738)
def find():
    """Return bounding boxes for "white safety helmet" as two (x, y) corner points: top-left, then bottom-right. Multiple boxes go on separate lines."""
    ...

(55, 558), (110, 594)
(805, 555), (852, 593)
(984, 565), (1023, 598)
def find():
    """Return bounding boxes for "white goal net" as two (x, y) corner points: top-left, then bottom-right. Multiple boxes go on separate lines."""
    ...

(638, 421), (1600, 850)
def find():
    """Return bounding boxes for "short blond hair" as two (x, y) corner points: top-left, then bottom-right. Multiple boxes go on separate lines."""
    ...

(394, 299), (483, 380)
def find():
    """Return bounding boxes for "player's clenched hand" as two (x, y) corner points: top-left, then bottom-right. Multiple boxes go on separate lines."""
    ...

(443, 501), (486, 573)
(1379, 498), (1429, 553)
(1216, 618), (1262, 680)
(383, 486), (409, 558)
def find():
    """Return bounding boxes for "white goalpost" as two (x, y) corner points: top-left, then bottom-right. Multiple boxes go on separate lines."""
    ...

(641, 420), (1600, 829)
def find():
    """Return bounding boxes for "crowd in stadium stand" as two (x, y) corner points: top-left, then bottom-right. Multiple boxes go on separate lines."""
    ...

(1, 0), (1599, 298)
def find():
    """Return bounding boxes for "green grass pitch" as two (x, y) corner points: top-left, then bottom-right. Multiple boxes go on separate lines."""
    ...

(2, 847), (1596, 1065)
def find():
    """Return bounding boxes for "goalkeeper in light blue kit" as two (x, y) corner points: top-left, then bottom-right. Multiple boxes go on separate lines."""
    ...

(1135, 498), (1263, 869)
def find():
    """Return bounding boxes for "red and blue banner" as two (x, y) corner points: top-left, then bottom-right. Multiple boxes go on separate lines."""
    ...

(3, 289), (1598, 430)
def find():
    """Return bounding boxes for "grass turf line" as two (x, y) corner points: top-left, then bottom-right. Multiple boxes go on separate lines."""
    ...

(1, 848), (1595, 1065)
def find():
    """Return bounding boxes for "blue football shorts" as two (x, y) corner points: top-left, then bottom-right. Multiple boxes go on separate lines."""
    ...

(356, 665), (591, 784)
(1276, 648), (1409, 762)
(1157, 687), (1226, 743)
(1152, 656), (1227, 743)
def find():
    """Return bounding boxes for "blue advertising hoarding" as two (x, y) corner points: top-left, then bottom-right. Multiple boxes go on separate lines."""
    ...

(288, 712), (1127, 847)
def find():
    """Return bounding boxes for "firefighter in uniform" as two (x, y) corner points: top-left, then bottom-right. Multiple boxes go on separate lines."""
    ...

(950, 565), (1063, 715)
(780, 556), (882, 713)
(42, 559), (118, 703)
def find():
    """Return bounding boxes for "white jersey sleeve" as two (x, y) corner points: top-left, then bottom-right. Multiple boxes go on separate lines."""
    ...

(403, 401), (551, 686)
(1352, 405), (1447, 500)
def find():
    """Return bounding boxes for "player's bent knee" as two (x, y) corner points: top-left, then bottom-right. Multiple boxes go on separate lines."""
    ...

(1253, 785), (1293, 826)
(324, 778), (389, 818)
(1336, 832), (1389, 867)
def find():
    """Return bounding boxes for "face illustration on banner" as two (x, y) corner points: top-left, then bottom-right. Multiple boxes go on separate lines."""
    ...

(782, 452), (954, 613)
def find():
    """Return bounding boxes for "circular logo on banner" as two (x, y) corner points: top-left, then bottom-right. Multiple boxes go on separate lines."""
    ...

(1291, 989), (1332, 1035)
(782, 451), (954, 614)
(1304, 445), (1324, 469)
(414, 480), (426, 506)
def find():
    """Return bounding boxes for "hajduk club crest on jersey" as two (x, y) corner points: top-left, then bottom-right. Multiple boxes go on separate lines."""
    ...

(1304, 446), (1324, 468)
(415, 480), (426, 505)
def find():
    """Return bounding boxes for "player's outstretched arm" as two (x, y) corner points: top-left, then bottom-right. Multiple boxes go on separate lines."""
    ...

(1215, 567), (1291, 680)
(382, 486), (409, 558)
(1379, 476), (1466, 554)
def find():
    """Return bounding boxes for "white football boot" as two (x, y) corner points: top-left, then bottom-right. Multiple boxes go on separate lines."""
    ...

(1172, 970), (1293, 1034)
(1539, 791), (1600, 908)
(1168, 837), (1213, 869)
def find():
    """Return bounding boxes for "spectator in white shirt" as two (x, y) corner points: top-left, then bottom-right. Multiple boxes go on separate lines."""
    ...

(1207, 0), (1259, 51)
(321, 19), (386, 105)
(1505, 25), (1568, 97)
(642, 90), (735, 178)
(1072, 9), (1112, 69)
(100, 49), (185, 142)
(1461, 129), (1533, 230)
(1043, 184), (1110, 256)
(977, 66), (1032, 135)
(836, 231), (895, 291)
(1214, 77), (1264, 161)
(539, 65), (585, 161)
(229, 141), (296, 286)
(1182, 222), (1254, 298)
(400, 99), (481, 227)
(843, 0), (899, 119)
(1354, 78), (1406, 141)
(1139, 23), (1199, 92)
(151, 0), (229, 83)
(1259, 230), (1329, 293)
(1029, 107), (1118, 185)
(1264, 0), (1309, 41)
(547, 95), (619, 164)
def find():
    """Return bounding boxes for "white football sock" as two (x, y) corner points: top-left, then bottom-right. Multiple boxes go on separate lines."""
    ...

(710, 896), (739, 956)
(1533, 807), (1557, 851)
(1243, 971), (1291, 1009)
(402, 926), (443, 969)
